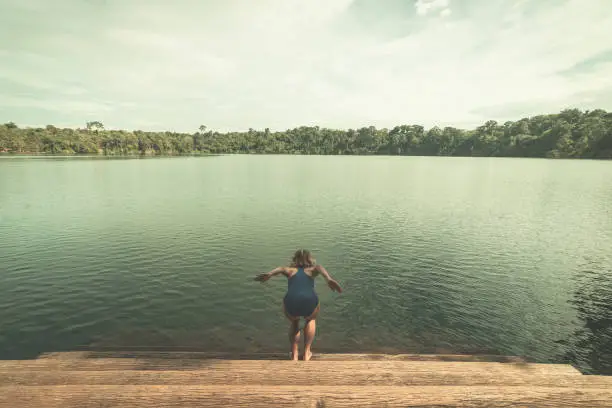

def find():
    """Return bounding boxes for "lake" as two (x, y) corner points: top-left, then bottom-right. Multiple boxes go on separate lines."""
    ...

(1, 155), (611, 374)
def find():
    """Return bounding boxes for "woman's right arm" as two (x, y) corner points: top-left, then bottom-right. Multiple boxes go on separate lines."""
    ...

(254, 267), (288, 282)
(315, 265), (343, 293)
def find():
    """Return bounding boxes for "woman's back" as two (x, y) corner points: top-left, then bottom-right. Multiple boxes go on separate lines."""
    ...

(286, 267), (316, 298)
(284, 267), (319, 319)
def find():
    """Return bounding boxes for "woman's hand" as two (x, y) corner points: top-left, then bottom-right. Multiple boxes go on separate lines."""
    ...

(327, 279), (343, 293)
(254, 272), (271, 282)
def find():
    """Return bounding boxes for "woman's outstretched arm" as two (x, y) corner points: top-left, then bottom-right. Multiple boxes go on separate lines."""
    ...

(254, 267), (289, 282)
(315, 265), (343, 293)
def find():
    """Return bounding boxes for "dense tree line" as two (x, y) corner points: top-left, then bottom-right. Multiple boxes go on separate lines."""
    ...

(1, 109), (612, 158)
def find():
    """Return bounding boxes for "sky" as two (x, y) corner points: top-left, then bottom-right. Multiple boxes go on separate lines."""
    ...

(0, 0), (611, 132)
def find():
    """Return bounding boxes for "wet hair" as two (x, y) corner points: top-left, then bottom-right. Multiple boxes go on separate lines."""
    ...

(291, 249), (316, 267)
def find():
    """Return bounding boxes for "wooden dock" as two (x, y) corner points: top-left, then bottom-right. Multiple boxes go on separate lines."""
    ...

(1, 351), (611, 407)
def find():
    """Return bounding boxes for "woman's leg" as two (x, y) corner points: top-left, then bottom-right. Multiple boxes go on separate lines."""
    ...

(303, 304), (320, 361)
(284, 302), (301, 361)
(288, 318), (300, 361)
(303, 318), (316, 361)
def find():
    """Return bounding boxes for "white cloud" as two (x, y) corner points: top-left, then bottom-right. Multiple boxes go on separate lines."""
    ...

(0, 0), (611, 131)
(415, 0), (450, 17)
(0, 96), (116, 113)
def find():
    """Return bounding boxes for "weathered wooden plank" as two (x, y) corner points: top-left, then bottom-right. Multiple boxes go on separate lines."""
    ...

(39, 351), (529, 363)
(1, 385), (611, 408)
(1, 369), (610, 387)
(0, 359), (582, 376)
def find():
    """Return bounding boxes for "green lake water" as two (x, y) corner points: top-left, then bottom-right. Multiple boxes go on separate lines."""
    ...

(1, 155), (611, 374)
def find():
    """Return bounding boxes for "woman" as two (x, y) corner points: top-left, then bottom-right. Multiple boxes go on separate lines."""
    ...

(255, 249), (342, 361)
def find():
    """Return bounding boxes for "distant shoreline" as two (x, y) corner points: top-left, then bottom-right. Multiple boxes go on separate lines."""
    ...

(1, 152), (610, 161)
(2, 108), (612, 159)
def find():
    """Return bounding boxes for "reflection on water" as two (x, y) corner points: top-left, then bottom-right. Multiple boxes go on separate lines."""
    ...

(558, 256), (612, 375)
(0, 154), (216, 161)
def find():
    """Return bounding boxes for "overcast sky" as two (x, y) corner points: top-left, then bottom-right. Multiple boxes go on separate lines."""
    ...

(1, 0), (611, 132)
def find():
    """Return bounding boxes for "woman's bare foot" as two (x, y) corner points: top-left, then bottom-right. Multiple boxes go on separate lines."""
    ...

(303, 349), (313, 361)
(290, 351), (299, 361)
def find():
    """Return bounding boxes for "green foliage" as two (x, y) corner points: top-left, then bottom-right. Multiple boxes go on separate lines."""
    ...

(1, 109), (612, 158)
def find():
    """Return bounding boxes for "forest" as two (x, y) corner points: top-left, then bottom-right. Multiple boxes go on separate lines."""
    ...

(1, 108), (611, 158)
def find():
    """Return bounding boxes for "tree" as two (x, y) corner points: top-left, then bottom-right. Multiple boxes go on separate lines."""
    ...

(86, 121), (104, 135)
(1, 108), (611, 158)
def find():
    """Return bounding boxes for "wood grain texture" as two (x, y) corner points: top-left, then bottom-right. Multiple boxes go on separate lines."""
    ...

(39, 351), (530, 363)
(1, 369), (610, 387)
(1, 385), (611, 408)
(0, 359), (582, 375)
(2, 353), (604, 407)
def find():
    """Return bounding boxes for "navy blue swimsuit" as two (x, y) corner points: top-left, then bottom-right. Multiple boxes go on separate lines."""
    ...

(284, 267), (319, 318)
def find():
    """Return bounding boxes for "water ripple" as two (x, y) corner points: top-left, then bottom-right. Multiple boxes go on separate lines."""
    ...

(1, 156), (611, 373)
